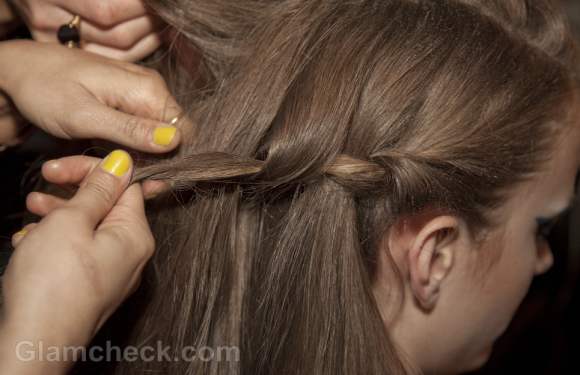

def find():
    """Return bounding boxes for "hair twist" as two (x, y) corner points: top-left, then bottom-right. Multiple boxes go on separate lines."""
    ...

(133, 152), (397, 194)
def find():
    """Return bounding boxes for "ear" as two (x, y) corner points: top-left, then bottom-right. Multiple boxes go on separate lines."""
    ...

(407, 216), (460, 310)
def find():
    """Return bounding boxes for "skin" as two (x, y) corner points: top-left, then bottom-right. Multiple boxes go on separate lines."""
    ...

(0, 22), (178, 374)
(0, 150), (154, 375)
(0, 3), (175, 373)
(0, 7), (575, 370)
(9, 0), (162, 62)
(28, 123), (579, 374)
(26, 154), (168, 215)
(1, 0), (168, 144)
(0, 40), (182, 153)
(375, 126), (580, 374)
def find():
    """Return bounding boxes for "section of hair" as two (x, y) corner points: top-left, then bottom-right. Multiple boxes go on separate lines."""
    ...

(108, 1), (579, 375)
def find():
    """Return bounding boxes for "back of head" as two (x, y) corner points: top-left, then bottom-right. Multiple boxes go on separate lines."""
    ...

(116, 1), (579, 374)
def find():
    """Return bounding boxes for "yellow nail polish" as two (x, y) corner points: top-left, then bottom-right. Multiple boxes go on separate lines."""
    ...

(101, 150), (131, 177)
(153, 126), (177, 146)
(14, 228), (27, 238)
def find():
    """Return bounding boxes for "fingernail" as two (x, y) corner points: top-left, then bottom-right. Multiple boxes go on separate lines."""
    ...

(43, 160), (60, 170)
(101, 150), (131, 177)
(13, 228), (28, 240)
(153, 126), (177, 146)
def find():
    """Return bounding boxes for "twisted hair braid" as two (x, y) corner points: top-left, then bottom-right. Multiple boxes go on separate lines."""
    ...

(104, 1), (579, 375)
(134, 152), (401, 194)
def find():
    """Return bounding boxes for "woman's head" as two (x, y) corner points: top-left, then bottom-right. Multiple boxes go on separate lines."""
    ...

(383, 123), (579, 373)
(124, 1), (579, 374)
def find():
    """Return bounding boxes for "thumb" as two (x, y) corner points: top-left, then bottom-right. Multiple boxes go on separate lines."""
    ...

(65, 150), (133, 227)
(96, 182), (155, 262)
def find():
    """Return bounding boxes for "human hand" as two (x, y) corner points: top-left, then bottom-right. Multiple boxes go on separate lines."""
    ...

(26, 154), (169, 216)
(0, 149), (154, 374)
(10, 0), (162, 61)
(0, 40), (182, 153)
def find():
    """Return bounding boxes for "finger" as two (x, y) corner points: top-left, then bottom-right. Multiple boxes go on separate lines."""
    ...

(43, 156), (172, 201)
(98, 183), (146, 234)
(11, 223), (38, 247)
(67, 101), (180, 153)
(22, 3), (71, 32)
(142, 180), (170, 199)
(56, 0), (148, 28)
(28, 12), (160, 51)
(105, 63), (182, 123)
(79, 16), (160, 50)
(115, 67), (182, 124)
(26, 192), (67, 217)
(28, 29), (60, 43)
(83, 31), (162, 62)
(65, 149), (133, 227)
(96, 183), (154, 263)
(42, 155), (101, 185)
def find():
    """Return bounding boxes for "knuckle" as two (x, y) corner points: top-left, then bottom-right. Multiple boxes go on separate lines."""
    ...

(142, 69), (165, 90)
(61, 110), (85, 138)
(119, 116), (150, 143)
(130, 225), (155, 259)
(26, 12), (42, 29)
(89, 1), (119, 26)
(84, 174), (118, 205)
(137, 245), (154, 268)
(140, 71), (170, 106)
(109, 224), (154, 261)
(142, 231), (156, 259)
(104, 227), (128, 250)
(27, 8), (53, 29)
(132, 226), (155, 262)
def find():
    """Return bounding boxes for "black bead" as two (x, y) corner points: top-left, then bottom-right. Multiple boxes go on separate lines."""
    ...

(57, 24), (80, 45)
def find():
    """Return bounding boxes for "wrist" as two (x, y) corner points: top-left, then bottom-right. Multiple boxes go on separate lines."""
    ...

(0, 320), (72, 375)
(0, 303), (97, 375)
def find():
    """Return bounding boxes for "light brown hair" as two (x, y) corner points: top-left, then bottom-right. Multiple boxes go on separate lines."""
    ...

(109, 1), (579, 374)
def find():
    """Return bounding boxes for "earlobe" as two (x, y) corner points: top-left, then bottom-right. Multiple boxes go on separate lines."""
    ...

(407, 216), (458, 310)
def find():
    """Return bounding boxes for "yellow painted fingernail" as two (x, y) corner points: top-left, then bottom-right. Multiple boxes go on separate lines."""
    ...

(101, 150), (131, 177)
(14, 228), (27, 237)
(153, 126), (177, 146)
